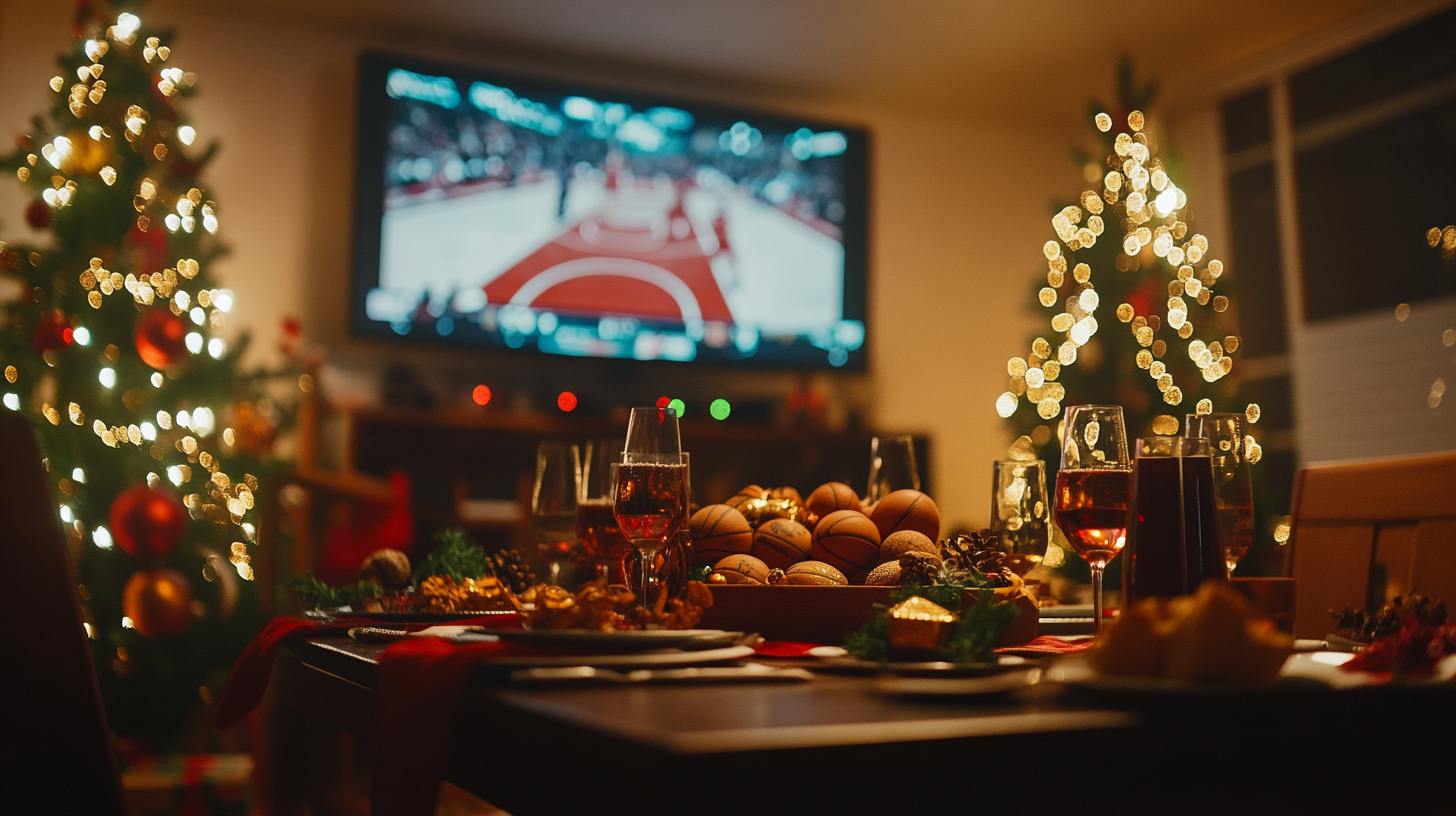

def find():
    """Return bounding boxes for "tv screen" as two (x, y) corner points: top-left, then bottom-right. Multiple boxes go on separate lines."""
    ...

(350, 53), (868, 370)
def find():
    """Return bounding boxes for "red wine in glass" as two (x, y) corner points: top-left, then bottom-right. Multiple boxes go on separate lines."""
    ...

(576, 499), (632, 582)
(613, 463), (687, 552)
(1055, 469), (1132, 569)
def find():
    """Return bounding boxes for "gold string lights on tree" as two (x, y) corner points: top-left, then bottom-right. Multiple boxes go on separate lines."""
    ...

(996, 110), (1262, 462)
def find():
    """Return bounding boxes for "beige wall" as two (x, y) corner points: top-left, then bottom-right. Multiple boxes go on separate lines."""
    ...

(0, 1), (1085, 529)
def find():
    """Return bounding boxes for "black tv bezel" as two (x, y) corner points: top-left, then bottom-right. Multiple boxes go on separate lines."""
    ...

(348, 51), (870, 373)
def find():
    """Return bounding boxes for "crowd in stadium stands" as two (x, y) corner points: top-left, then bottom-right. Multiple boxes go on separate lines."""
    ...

(384, 97), (846, 230)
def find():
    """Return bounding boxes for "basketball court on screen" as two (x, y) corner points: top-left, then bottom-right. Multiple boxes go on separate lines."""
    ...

(377, 172), (844, 333)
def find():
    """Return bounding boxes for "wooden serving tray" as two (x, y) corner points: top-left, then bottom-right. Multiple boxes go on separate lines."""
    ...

(700, 585), (1039, 647)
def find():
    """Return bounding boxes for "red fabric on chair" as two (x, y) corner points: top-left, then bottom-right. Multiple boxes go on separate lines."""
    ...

(369, 636), (586, 816)
(212, 613), (522, 730)
(213, 618), (351, 730)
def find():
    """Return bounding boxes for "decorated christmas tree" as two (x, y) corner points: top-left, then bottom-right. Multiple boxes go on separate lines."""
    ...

(1, 1), (294, 748)
(998, 62), (1263, 581)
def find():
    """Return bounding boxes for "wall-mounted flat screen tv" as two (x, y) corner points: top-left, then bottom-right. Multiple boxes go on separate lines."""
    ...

(350, 53), (868, 370)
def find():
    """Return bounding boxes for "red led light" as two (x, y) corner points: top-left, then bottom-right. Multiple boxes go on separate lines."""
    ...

(472, 385), (492, 406)
(62, 327), (74, 344)
(558, 391), (578, 411)
(656, 396), (671, 408)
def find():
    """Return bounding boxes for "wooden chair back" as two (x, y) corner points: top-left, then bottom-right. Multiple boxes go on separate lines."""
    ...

(0, 412), (124, 813)
(1288, 450), (1456, 638)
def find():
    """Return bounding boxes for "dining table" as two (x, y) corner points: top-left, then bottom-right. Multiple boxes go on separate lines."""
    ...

(264, 633), (1456, 816)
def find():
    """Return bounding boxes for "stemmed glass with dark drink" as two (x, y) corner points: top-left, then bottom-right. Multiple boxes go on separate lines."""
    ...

(613, 407), (689, 612)
(1054, 405), (1132, 637)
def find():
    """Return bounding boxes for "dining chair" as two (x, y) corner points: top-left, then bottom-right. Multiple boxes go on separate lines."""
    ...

(0, 412), (124, 813)
(1287, 450), (1456, 639)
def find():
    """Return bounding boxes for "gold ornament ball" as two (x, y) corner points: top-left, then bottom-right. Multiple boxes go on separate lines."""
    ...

(122, 568), (194, 638)
(61, 128), (116, 175)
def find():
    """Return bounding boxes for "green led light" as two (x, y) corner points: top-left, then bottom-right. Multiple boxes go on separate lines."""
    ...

(667, 398), (685, 417)
(710, 399), (731, 420)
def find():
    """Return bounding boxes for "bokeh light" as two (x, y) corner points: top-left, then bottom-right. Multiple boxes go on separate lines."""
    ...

(656, 396), (671, 409)
(710, 399), (731, 420)
(557, 391), (578, 411)
(472, 384), (491, 406)
(668, 398), (685, 417)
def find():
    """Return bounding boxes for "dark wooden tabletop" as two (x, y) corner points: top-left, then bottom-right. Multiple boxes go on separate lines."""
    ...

(271, 637), (1456, 816)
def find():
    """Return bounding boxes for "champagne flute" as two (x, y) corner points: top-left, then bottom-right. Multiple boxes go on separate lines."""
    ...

(532, 442), (580, 587)
(866, 435), (919, 504)
(992, 459), (1050, 576)
(578, 438), (630, 583)
(1054, 405), (1131, 637)
(613, 408), (688, 612)
(1186, 413), (1255, 576)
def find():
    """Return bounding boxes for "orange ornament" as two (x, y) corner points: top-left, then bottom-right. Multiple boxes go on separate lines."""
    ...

(122, 568), (194, 638)
(110, 485), (186, 559)
(134, 309), (188, 369)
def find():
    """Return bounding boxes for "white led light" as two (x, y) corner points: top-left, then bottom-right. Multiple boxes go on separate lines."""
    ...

(3, 393), (18, 411)
(213, 290), (233, 312)
(178, 125), (196, 145)
(208, 337), (225, 358)
(60, 505), (74, 523)
(99, 367), (116, 388)
(151, 372), (164, 387)
(93, 526), (113, 549)
(141, 422), (156, 441)
(73, 327), (91, 346)
(72, 467), (85, 483)
(185, 332), (203, 354)
(190, 307), (205, 325)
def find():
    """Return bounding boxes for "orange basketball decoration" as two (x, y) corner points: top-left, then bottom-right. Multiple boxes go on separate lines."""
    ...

(806, 482), (860, 520)
(134, 309), (189, 369)
(110, 484), (187, 560)
(811, 510), (881, 579)
(869, 489), (940, 542)
(751, 518), (812, 569)
(689, 504), (752, 566)
(777, 561), (848, 586)
(724, 485), (767, 512)
(880, 530), (939, 564)
(712, 554), (770, 585)
(122, 568), (194, 638)
(767, 486), (803, 507)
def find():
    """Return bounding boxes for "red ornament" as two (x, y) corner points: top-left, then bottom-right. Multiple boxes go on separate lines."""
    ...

(121, 568), (194, 639)
(32, 310), (72, 353)
(25, 199), (52, 230)
(110, 485), (187, 560)
(135, 309), (189, 369)
(123, 221), (170, 278)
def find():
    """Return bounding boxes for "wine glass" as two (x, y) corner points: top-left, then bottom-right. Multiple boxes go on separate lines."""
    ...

(613, 408), (688, 612)
(1186, 413), (1255, 576)
(991, 459), (1050, 576)
(578, 438), (629, 583)
(1054, 405), (1131, 637)
(866, 435), (919, 504)
(532, 442), (580, 587)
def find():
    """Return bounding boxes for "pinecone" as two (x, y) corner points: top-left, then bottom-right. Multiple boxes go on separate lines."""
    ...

(485, 548), (537, 594)
(940, 530), (1012, 587)
(898, 551), (940, 586)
